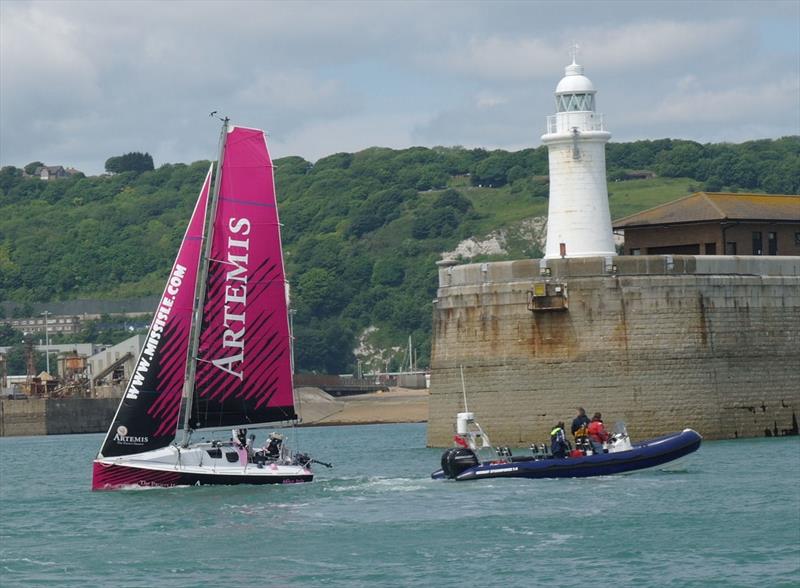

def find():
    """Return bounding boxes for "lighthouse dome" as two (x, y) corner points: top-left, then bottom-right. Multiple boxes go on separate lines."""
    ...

(555, 62), (596, 94)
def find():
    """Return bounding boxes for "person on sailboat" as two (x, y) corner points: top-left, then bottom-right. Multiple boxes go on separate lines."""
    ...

(265, 432), (283, 460)
(233, 428), (248, 449)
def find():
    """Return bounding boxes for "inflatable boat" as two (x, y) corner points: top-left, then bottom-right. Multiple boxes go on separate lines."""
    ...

(432, 412), (701, 481)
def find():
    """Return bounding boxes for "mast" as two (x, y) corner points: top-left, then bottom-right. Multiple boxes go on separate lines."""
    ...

(180, 117), (229, 446)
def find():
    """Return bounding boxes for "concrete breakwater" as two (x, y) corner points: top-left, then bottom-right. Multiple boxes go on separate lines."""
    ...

(428, 255), (800, 447)
(0, 398), (119, 437)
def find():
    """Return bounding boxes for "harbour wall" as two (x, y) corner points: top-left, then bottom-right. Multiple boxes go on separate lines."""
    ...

(0, 398), (118, 437)
(427, 255), (800, 446)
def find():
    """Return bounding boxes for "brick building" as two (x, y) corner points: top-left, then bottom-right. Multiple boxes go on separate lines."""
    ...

(613, 192), (800, 256)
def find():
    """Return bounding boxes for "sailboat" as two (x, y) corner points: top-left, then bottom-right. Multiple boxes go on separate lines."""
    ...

(92, 121), (317, 490)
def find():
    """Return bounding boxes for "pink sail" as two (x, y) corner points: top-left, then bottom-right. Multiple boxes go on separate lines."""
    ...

(98, 166), (212, 457)
(191, 126), (296, 428)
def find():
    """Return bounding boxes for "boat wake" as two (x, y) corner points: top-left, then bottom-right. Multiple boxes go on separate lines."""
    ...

(324, 476), (428, 494)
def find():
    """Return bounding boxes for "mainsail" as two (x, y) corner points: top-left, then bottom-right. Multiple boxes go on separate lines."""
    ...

(98, 166), (212, 458)
(186, 126), (296, 430)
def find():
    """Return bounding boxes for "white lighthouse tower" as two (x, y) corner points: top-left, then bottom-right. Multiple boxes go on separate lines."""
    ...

(542, 54), (616, 258)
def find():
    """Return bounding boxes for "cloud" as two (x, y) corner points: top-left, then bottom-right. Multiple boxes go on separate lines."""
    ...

(412, 89), (546, 149)
(272, 112), (425, 162)
(0, 1), (797, 174)
(234, 71), (361, 128)
(425, 18), (751, 81)
(647, 77), (800, 125)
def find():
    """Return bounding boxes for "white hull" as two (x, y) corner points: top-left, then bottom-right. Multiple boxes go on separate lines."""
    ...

(93, 443), (313, 490)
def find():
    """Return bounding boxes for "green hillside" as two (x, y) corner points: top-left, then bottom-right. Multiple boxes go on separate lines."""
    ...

(1, 137), (798, 373)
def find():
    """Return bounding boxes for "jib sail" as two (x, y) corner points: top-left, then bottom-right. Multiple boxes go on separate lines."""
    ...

(97, 166), (212, 458)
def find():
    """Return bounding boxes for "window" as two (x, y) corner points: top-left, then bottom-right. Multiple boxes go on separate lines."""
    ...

(768, 232), (778, 255)
(647, 244), (700, 255)
(705, 243), (716, 255)
(556, 93), (595, 112)
(725, 242), (737, 255)
(630, 248), (641, 256)
(752, 232), (762, 255)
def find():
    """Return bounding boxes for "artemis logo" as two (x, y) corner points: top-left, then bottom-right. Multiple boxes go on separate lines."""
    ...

(211, 217), (251, 380)
(114, 425), (149, 445)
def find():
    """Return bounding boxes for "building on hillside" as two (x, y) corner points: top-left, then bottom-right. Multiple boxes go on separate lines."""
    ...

(35, 165), (81, 180)
(5, 315), (81, 335)
(613, 192), (800, 256)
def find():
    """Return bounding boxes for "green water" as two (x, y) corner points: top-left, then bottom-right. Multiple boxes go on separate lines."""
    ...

(1, 424), (798, 587)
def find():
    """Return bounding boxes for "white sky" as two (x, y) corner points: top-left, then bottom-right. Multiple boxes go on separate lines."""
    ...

(1, 0), (798, 175)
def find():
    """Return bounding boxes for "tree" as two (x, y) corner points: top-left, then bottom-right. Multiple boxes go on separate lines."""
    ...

(313, 152), (353, 172)
(294, 318), (355, 373)
(0, 323), (18, 345)
(433, 189), (472, 213)
(105, 152), (155, 174)
(654, 141), (705, 178)
(411, 206), (460, 239)
(506, 165), (527, 184)
(346, 188), (408, 238)
(0, 165), (21, 186)
(704, 176), (723, 192)
(24, 161), (45, 175)
(4, 336), (44, 375)
(295, 268), (348, 318)
(472, 153), (512, 187)
(371, 258), (405, 286)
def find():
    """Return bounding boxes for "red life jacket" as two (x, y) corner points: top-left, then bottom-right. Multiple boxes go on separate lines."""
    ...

(587, 420), (608, 442)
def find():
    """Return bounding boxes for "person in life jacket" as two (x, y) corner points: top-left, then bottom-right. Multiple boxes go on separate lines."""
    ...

(571, 407), (590, 437)
(550, 421), (570, 458)
(587, 413), (609, 453)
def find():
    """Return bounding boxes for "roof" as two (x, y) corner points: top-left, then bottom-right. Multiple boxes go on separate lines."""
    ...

(613, 192), (800, 229)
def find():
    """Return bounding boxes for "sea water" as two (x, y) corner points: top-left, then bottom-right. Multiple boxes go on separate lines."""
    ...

(0, 423), (797, 587)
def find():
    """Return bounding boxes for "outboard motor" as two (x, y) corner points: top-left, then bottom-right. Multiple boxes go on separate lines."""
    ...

(440, 447), (479, 479)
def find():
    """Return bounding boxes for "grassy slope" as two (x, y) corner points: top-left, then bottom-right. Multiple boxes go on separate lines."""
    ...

(608, 177), (700, 219)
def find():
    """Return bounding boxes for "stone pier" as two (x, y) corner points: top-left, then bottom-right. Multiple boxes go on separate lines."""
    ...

(428, 255), (800, 446)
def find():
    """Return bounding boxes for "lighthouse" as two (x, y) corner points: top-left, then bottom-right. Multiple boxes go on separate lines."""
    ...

(542, 56), (616, 258)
